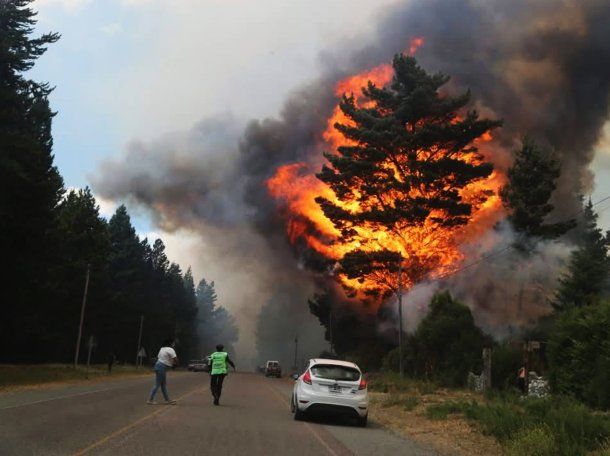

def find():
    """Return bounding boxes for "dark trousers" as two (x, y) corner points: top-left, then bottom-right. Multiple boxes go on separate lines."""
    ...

(210, 374), (226, 399)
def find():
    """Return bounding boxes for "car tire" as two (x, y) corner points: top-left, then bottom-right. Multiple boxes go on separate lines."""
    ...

(293, 397), (305, 421)
(290, 395), (296, 413)
(357, 414), (368, 427)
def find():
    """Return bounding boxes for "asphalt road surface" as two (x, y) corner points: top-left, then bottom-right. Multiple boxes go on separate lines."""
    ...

(0, 372), (436, 456)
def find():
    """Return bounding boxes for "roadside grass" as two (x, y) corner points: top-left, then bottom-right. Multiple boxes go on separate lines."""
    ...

(424, 394), (610, 456)
(368, 372), (438, 395)
(381, 394), (420, 411)
(425, 400), (471, 420)
(369, 373), (610, 456)
(0, 364), (147, 391)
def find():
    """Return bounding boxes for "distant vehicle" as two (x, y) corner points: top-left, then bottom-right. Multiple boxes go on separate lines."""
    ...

(265, 360), (282, 378)
(187, 359), (209, 372)
(291, 359), (368, 427)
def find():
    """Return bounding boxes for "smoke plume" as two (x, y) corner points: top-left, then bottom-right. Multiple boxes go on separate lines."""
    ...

(93, 0), (610, 360)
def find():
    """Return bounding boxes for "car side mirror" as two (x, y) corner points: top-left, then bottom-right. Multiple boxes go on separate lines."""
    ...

(292, 373), (299, 380)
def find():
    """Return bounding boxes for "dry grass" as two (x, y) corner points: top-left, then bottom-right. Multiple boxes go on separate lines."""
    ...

(0, 364), (149, 393)
(370, 387), (502, 456)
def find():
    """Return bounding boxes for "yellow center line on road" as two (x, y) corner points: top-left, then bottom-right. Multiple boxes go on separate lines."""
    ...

(263, 381), (342, 456)
(72, 385), (207, 456)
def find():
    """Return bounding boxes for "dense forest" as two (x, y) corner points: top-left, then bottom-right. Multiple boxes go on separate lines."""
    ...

(0, 1), (238, 364)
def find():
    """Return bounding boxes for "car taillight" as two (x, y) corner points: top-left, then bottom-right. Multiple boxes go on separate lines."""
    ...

(303, 369), (312, 385)
(358, 377), (367, 390)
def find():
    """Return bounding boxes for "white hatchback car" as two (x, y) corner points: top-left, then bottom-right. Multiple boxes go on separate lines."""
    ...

(291, 358), (368, 427)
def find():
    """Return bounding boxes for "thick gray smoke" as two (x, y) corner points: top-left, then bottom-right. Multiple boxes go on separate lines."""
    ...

(94, 0), (610, 359)
(391, 222), (575, 338)
(93, 116), (328, 365)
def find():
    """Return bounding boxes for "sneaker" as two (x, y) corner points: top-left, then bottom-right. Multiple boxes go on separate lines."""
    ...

(165, 400), (177, 405)
(147, 400), (157, 405)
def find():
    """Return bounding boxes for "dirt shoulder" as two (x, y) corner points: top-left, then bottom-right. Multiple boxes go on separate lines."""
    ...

(370, 390), (502, 456)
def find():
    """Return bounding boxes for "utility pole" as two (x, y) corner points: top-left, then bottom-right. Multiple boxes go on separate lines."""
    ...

(293, 334), (299, 371)
(86, 335), (94, 378)
(135, 315), (144, 368)
(397, 260), (404, 377)
(329, 303), (333, 355)
(74, 264), (91, 368)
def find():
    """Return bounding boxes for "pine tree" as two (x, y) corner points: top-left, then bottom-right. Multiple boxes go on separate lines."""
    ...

(167, 263), (199, 359)
(106, 206), (147, 359)
(553, 200), (610, 310)
(0, 0), (63, 360)
(46, 188), (111, 361)
(196, 279), (218, 353)
(316, 54), (501, 297)
(196, 279), (238, 354)
(500, 138), (575, 241)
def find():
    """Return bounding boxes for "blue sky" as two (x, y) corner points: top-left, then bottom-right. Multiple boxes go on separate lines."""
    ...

(31, 0), (399, 234)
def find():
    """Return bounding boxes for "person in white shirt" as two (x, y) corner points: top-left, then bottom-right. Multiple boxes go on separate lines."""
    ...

(148, 338), (179, 405)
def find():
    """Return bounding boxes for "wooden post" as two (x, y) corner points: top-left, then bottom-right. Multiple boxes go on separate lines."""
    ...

(397, 261), (404, 377)
(74, 265), (91, 368)
(135, 315), (144, 368)
(482, 347), (492, 391)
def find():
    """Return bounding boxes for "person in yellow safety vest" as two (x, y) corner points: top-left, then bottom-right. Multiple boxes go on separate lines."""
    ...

(207, 344), (236, 405)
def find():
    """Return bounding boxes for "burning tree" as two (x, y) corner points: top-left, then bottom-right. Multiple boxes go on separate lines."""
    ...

(315, 54), (501, 298)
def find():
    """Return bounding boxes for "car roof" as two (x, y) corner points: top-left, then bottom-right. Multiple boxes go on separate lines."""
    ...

(309, 358), (360, 369)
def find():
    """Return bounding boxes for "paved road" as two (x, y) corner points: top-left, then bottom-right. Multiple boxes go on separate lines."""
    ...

(0, 372), (436, 456)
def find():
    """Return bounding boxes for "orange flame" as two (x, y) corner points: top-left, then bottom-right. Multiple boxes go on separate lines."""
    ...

(267, 51), (504, 304)
(409, 37), (425, 55)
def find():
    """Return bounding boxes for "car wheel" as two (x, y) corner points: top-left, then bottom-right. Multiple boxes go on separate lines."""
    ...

(357, 414), (368, 427)
(293, 397), (305, 421)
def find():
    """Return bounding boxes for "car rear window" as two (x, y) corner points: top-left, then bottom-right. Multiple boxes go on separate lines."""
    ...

(310, 364), (360, 381)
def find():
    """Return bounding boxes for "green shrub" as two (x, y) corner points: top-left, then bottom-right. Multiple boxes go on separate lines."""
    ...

(523, 397), (610, 455)
(456, 395), (610, 455)
(505, 426), (556, 456)
(382, 291), (489, 387)
(548, 300), (610, 409)
(462, 400), (530, 441)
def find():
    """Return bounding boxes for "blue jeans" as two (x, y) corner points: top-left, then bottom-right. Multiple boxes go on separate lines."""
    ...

(149, 362), (170, 401)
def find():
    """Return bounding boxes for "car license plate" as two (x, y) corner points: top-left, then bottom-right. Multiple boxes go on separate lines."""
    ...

(329, 384), (342, 393)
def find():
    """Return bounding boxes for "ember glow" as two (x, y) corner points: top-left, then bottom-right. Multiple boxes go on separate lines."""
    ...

(268, 51), (505, 304)
(267, 50), (504, 298)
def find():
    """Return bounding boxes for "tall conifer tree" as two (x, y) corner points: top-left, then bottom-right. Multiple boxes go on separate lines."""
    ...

(553, 200), (610, 310)
(316, 54), (500, 297)
(500, 138), (575, 241)
(1, 1), (62, 359)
